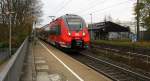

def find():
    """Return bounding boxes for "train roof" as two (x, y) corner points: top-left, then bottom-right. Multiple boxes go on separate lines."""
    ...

(60, 14), (82, 19)
(49, 14), (84, 25)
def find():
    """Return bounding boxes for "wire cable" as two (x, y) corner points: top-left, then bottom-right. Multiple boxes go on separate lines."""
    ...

(74, 0), (108, 14)
(55, 0), (73, 15)
(53, 0), (68, 12)
(81, 0), (130, 16)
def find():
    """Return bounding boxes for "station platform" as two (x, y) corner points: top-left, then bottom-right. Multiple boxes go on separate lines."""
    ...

(21, 40), (112, 81)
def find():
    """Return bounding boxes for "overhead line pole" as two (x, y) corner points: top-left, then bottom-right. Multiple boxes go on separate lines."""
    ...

(90, 13), (93, 40)
(136, 0), (140, 41)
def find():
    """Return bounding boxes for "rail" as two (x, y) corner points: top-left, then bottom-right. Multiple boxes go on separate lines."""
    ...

(0, 37), (29, 81)
(85, 54), (150, 80)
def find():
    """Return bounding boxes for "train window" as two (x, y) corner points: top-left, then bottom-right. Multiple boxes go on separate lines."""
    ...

(49, 24), (61, 35)
(56, 25), (61, 35)
(43, 27), (51, 36)
(66, 18), (86, 31)
(49, 26), (56, 35)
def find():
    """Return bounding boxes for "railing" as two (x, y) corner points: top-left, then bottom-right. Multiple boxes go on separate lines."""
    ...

(0, 37), (29, 81)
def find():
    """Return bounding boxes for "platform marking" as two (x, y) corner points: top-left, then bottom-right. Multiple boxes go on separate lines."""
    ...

(40, 41), (84, 81)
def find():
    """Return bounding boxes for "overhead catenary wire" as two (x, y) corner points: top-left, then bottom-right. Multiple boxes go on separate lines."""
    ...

(94, 0), (132, 16)
(93, 5), (133, 23)
(80, 0), (134, 23)
(79, 0), (132, 21)
(53, 0), (68, 13)
(54, 0), (98, 17)
(54, 0), (73, 15)
(81, 0), (131, 16)
(73, 0), (105, 13)
(46, 0), (135, 24)
(74, 0), (108, 14)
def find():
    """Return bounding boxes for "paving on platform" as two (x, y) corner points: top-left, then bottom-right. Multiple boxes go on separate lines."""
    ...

(32, 40), (112, 81)
(19, 43), (36, 81)
(35, 57), (50, 81)
(33, 41), (65, 81)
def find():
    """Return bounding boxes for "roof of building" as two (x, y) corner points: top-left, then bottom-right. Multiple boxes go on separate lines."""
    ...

(89, 21), (130, 32)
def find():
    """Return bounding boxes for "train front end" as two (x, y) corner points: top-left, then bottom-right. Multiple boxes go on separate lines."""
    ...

(62, 14), (90, 49)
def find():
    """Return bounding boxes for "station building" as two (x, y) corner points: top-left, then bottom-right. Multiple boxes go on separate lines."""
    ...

(88, 21), (130, 40)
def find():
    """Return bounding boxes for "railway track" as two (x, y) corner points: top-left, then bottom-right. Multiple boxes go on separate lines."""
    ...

(66, 51), (150, 81)
(91, 45), (150, 71)
(91, 44), (150, 57)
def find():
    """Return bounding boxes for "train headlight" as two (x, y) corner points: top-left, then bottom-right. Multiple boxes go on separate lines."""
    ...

(82, 32), (86, 36)
(68, 32), (71, 36)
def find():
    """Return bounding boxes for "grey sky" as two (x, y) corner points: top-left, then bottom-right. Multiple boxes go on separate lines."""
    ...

(41, 0), (137, 26)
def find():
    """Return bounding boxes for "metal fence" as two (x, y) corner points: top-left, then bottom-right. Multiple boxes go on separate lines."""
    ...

(0, 48), (9, 63)
(0, 37), (29, 81)
(0, 48), (18, 64)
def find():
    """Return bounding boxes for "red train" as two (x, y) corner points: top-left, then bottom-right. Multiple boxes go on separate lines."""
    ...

(39, 14), (90, 49)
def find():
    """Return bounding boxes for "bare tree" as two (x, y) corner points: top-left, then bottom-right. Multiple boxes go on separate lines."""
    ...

(0, 0), (43, 47)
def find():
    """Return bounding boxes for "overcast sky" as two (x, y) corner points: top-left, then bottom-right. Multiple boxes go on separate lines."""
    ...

(40, 0), (137, 26)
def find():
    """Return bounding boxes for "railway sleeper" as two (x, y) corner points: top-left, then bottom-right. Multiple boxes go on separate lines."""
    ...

(104, 69), (117, 73)
(109, 74), (133, 81)
(107, 72), (123, 75)
(100, 67), (112, 71)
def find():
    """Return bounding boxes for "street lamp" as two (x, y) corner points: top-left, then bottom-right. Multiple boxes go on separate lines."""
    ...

(5, 11), (14, 56)
(0, 0), (14, 56)
(0, 11), (14, 56)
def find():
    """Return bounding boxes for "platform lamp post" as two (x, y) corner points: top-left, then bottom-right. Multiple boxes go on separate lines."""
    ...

(90, 13), (93, 40)
(1, 0), (15, 56)
(5, 11), (14, 56)
(8, 0), (14, 56)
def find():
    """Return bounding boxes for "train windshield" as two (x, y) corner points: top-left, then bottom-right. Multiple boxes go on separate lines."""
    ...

(66, 18), (86, 31)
